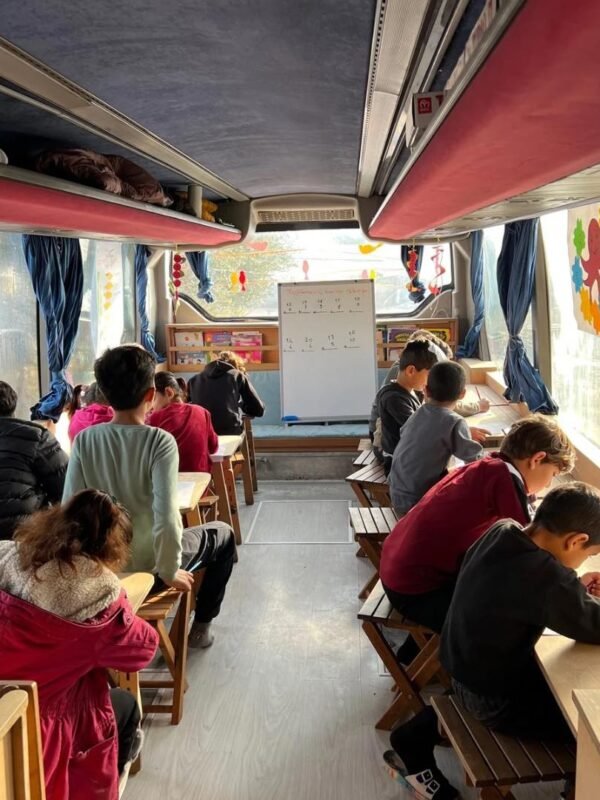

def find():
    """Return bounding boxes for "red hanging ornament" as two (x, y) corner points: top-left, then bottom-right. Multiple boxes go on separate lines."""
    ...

(407, 248), (418, 279)
(428, 246), (446, 296)
(360, 269), (369, 280)
(302, 260), (310, 280)
(172, 253), (186, 303)
(239, 270), (247, 292)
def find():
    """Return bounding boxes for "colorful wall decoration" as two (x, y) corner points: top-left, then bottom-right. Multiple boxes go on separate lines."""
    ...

(568, 204), (600, 335)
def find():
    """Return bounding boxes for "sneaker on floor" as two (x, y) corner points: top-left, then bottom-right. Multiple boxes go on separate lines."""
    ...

(382, 752), (459, 800)
(188, 621), (214, 649)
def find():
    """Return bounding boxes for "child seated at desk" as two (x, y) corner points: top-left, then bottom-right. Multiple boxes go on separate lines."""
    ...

(0, 489), (158, 800)
(388, 361), (484, 514)
(372, 340), (439, 471)
(148, 371), (218, 472)
(381, 415), (573, 659)
(188, 350), (265, 435)
(63, 345), (236, 649)
(385, 482), (600, 800)
(68, 381), (113, 442)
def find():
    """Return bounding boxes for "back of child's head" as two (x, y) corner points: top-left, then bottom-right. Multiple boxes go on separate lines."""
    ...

(217, 350), (247, 372)
(398, 340), (439, 372)
(532, 482), (600, 545)
(82, 382), (109, 407)
(15, 489), (133, 574)
(95, 345), (156, 410)
(426, 361), (466, 403)
(500, 415), (575, 473)
(0, 381), (17, 417)
(407, 329), (453, 360)
(155, 371), (186, 399)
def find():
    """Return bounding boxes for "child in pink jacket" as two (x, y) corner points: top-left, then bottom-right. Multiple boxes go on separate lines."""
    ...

(0, 489), (158, 800)
(68, 382), (114, 443)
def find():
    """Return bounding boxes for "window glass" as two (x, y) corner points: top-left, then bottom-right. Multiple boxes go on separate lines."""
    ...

(542, 209), (600, 448)
(0, 233), (39, 418)
(68, 240), (136, 386)
(179, 230), (452, 318)
(481, 225), (535, 365)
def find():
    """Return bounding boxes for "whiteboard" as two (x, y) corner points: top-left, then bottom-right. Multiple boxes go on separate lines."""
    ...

(278, 280), (378, 422)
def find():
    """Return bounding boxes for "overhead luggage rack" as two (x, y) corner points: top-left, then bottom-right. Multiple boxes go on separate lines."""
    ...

(0, 166), (242, 248)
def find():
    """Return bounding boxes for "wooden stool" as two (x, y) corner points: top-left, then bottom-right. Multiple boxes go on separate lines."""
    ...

(0, 681), (45, 800)
(345, 463), (391, 508)
(359, 581), (448, 730)
(231, 451), (254, 506)
(349, 506), (397, 598)
(138, 574), (204, 725)
(431, 694), (575, 799)
(243, 417), (258, 492)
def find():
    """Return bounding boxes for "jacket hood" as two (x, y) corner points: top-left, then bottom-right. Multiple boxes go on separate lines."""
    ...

(203, 360), (235, 379)
(0, 541), (121, 623)
(151, 402), (195, 439)
(77, 403), (114, 426)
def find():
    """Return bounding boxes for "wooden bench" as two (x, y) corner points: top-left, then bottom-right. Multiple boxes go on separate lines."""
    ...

(138, 572), (205, 725)
(358, 581), (448, 730)
(431, 694), (575, 799)
(0, 681), (45, 800)
(349, 506), (397, 598)
(345, 463), (390, 508)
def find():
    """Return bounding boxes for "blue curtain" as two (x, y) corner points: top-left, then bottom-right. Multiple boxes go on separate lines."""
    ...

(400, 245), (426, 303)
(187, 251), (215, 303)
(22, 235), (84, 422)
(497, 220), (558, 413)
(456, 230), (484, 358)
(134, 245), (165, 362)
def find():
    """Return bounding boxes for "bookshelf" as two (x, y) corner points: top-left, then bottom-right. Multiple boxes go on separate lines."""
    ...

(165, 318), (458, 373)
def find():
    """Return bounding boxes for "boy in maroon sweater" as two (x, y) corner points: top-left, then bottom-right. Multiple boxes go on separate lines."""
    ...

(380, 415), (574, 655)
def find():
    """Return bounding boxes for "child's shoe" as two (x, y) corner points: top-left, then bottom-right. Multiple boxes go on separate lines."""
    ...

(383, 751), (459, 800)
(188, 621), (214, 648)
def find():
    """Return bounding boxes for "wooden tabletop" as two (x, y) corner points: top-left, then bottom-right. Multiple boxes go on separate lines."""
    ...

(177, 471), (211, 511)
(210, 434), (243, 462)
(536, 554), (600, 735)
(119, 572), (154, 613)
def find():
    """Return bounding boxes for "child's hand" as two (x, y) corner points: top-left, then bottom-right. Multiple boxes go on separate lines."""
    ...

(478, 398), (491, 413)
(580, 572), (600, 597)
(163, 569), (194, 592)
(469, 426), (491, 444)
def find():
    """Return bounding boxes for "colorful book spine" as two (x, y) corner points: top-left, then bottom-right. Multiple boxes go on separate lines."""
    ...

(231, 331), (263, 364)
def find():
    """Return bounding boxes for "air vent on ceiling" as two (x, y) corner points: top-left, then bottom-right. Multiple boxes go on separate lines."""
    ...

(256, 208), (357, 224)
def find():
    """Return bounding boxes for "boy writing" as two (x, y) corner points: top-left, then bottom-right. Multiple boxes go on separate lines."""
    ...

(63, 345), (235, 648)
(372, 340), (438, 471)
(381, 415), (573, 650)
(388, 361), (484, 514)
(386, 482), (600, 800)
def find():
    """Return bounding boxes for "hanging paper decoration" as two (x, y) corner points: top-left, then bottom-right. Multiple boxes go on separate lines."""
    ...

(172, 253), (186, 303)
(359, 242), (384, 255)
(407, 248), (419, 279)
(248, 240), (268, 252)
(567, 205), (600, 335)
(239, 270), (247, 292)
(428, 246), (446, 296)
(103, 271), (113, 311)
(369, 269), (377, 280)
(302, 260), (310, 280)
(360, 269), (369, 279)
(230, 271), (239, 291)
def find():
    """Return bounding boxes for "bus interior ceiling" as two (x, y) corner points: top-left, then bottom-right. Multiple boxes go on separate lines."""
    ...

(2, 2), (600, 800)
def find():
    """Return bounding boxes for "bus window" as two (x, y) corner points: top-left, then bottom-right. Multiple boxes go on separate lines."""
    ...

(481, 225), (534, 365)
(0, 232), (39, 418)
(180, 230), (451, 319)
(68, 240), (137, 386)
(542, 209), (600, 449)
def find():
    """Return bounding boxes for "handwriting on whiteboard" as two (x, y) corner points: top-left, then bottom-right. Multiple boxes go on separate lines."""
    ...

(282, 329), (362, 353)
(282, 289), (367, 315)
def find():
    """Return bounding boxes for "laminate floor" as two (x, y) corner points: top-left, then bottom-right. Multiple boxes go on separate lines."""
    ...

(125, 481), (562, 800)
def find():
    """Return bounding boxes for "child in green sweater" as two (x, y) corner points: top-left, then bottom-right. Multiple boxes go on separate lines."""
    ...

(63, 345), (235, 648)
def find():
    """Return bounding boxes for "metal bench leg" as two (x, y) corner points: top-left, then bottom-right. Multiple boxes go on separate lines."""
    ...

(361, 620), (425, 730)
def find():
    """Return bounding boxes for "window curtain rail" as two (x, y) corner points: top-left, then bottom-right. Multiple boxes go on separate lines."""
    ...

(22, 235), (84, 422)
(186, 251), (215, 303)
(456, 230), (484, 358)
(400, 245), (425, 303)
(134, 245), (165, 362)
(497, 220), (558, 413)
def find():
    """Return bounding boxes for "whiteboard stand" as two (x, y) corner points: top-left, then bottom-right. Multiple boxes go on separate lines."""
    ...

(278, 280), (378, 423)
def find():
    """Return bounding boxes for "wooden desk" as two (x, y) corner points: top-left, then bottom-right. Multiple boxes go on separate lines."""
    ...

(536, 554), (600, 736)
(120, 572), (154, 614)
(465, 383), (522, 446)
(177, 471), (212, 527)
(573, 691), (600, 799)
(243, 417), (258, 492)
(210, 435), (243, 545)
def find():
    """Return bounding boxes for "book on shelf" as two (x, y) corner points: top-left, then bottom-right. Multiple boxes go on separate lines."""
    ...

(176, 352), (206, 366)
(232, 331), (263, 364)
(174, 331), (204, 347)
(204, 330), (233, 348)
